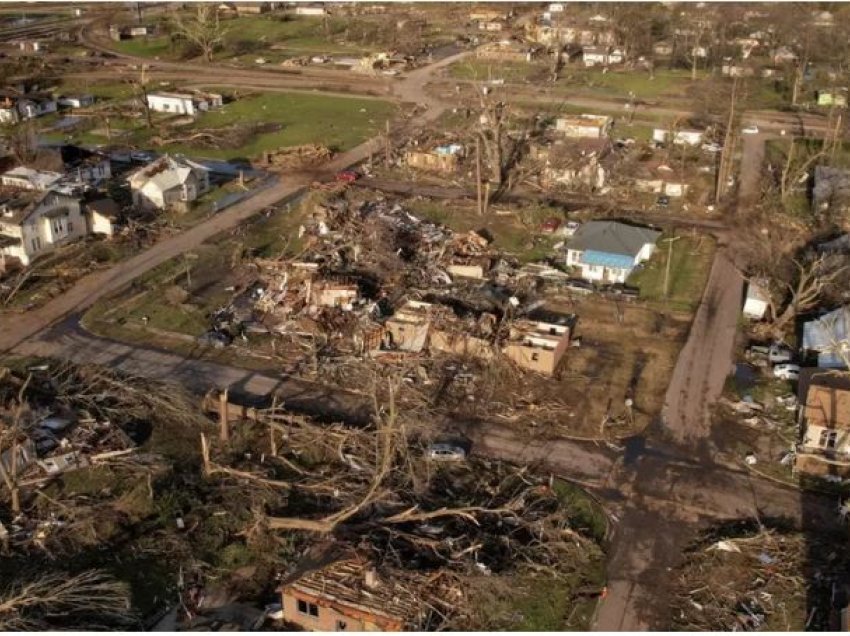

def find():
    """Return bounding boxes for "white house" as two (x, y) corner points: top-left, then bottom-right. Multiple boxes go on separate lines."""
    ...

(582, 46), (624, 67)
(565, 220), (661, 283)
(742, 279), (769, 320)
(0, 190), (86, 266)
(146, 91), (223, 116)
(555, 114), (612, 139)
(128, 155), (211, 211)
(652, 128), (705, 146)
(84, 198), (121, 237)
(1, 167), (63, 191)
(294, 5), (326, 15)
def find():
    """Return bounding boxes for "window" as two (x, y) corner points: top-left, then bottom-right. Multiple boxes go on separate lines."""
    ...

(31, 238), (38, 251)
(531, 352), (540, 362)
(336, 620), (348, 631)
(819, 430), (838, 450)
(297, 599), (319, 617)
(67, 221), (73, 232)
(549, 327), (558, 335)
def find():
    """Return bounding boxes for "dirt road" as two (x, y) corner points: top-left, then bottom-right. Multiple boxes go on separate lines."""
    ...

(16, 321), (822, 529)
(0, 50), (471, 354)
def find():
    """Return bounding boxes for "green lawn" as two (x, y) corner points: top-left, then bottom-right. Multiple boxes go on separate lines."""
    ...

(61, 91), (395, 161)
(108, 15), (367, 61)
(449, 60), (548, 82)
(628, 233), (716, 313)
(449, 62), (709, 101)
(557, 67), (708, 101)
(111, 36), (173, 59)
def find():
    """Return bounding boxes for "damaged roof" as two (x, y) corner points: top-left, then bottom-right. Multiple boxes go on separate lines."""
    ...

(280, 555), (433, 628)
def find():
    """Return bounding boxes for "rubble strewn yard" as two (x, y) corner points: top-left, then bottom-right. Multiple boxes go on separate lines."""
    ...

(671, 520), (850, 631)
(84, 186), (708, 439)
(0, 361), (607, 630)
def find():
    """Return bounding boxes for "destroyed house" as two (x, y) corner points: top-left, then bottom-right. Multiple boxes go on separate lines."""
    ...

(802, 305), (850, 368)
(404, 143), (463, 174)
(385, 299), (433, 352)
(475, 40), (543, 63)
(30, 145), (112, 185)
(797, 369), (850, 473)
(384, 298), (496, 359)
(0, 167), (63, 192)
(128, 155), (211, 211)
(555, 114), (612, 139)
(279, 557), (437, 631)
(531, 138), (611, 190)
(503, 308), (574, 375)
(813, 166), (850, 214)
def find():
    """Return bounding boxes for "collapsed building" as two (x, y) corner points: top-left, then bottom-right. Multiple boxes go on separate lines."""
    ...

(208, 193), (579, 374)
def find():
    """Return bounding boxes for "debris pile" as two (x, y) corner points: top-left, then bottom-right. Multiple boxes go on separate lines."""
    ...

(260, 144), (334, 170)
(671, 521), (850, 631)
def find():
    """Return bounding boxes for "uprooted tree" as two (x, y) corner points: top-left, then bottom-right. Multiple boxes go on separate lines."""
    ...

(0, 570), (137, 631)
(199, 373), (605, 628)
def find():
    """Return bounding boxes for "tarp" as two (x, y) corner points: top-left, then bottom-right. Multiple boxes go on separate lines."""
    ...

(802, 306), (850, 368)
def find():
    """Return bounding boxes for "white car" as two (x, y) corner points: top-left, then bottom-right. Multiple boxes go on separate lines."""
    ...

(773, 364), (800, 380)
(427, 443), (467, 461)
(742, 124), (760, 135)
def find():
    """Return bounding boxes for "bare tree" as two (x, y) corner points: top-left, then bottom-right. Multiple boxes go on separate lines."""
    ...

(2, 121), (38, 165)
(172, 4), (227, 63)
(0, 374), (30, 514)
(0, 570), (136, 631)
(751, 254), (849, 335)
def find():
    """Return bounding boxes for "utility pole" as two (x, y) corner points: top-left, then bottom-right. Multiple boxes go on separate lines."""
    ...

(663, 235), (682, 299)
(475, 135), (482, 215)
(384, 119), (391, 167)
(716, 77), (739, 203)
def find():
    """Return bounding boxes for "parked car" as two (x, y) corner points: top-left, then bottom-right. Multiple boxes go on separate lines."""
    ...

(602, 283), (640, 299)
(539, 218), (562, 234)
(656, 195), (671, 207)
(773, 363), (800, 380)
(742, 124), (760, 135)
(564, 278), (595, 294)
(701, 142), (722, 153)
(768, 344), (793, 364)
(197, 330), (233, 349)
(335, 170), (360, 183)
(427, 443), (467, 461)
(562, 221), (581, 236)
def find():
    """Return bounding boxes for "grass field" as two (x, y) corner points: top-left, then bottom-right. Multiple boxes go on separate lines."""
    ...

(449, 61), (709, 101)
(628, 232), (716, 312)
(109, 15), (367, 61)
(59, 90), (394, 161)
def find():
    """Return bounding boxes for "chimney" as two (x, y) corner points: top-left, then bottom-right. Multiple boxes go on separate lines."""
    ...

(364, 567), (379, 590)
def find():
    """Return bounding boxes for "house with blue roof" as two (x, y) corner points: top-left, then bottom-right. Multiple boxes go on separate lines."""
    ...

(565, 220), (661, 283)
(802, 306), (850, 368)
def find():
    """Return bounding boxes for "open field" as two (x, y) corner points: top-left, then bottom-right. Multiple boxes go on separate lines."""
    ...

(55, 89), (395, 161)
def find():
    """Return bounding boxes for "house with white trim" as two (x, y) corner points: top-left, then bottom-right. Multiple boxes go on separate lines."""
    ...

(0, 189), (86, 266)
(565, 220), (661, 283)
(128, 155), (211, 211)
(146, 91), (223, 116)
